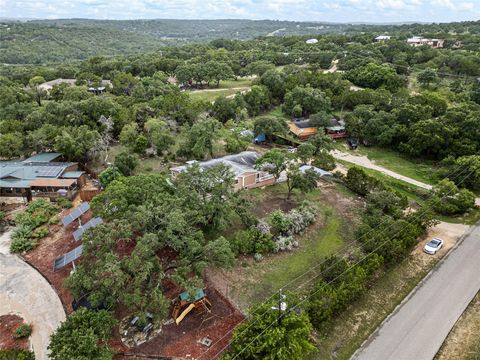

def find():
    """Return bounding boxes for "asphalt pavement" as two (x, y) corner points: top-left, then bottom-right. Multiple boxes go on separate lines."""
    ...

(352, 224), (480, 360)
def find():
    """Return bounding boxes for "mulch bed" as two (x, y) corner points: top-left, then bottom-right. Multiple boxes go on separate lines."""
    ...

(114, 285), (244, 360)
(0, 314), (29, 351)
(22, 206), (245, 359)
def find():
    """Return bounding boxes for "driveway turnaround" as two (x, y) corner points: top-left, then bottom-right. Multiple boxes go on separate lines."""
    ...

(0, 230), (66, 360)
(352, 224), (480, 360)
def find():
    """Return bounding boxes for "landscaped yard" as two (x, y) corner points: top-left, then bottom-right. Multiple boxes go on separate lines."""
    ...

(208, 182), (360, 312)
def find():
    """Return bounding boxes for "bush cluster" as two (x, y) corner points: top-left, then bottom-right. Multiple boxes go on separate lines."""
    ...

(0, 349), (34, 360)
(10, 200), (59, 253)
(307, 186), (433, 330)
(269, 202), (316, 236)
(13, 324), (32, 339)
(230, 226), (276, 255)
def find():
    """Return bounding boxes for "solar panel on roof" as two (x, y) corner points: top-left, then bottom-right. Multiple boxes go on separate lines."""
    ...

(36, 166), (63, 178)
(73, 217), (103, 241)
(61, 202), (90, 226)
(53, 244), (83, 271)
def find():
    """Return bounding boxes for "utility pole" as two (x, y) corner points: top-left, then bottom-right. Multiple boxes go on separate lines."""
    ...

(274, 288), (287, 324)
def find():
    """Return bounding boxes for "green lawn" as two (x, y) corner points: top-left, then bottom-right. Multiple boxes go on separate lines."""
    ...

(223, 184), (351, 311)
(188, 88), (246, 102)
(334, 142), (441, 186)
(218, 77), (254, 89)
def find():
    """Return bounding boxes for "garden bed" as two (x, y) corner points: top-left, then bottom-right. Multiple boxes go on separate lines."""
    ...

(0, 314), (29, 351)
(22, 209), (94, 314)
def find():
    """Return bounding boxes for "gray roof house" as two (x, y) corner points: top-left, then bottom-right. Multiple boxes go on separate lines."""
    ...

(0, 153), (86, 201)
(171, 151), (275, 190)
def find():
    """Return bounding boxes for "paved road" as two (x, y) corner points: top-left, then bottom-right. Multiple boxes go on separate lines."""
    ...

(0, 230), (66, 360)
(352, 224), (480, 360)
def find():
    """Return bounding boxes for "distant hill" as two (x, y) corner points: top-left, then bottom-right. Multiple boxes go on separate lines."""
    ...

(0, 19), (350, 64)
(0, 21), (165, 64)
(2, 19), (479, 64)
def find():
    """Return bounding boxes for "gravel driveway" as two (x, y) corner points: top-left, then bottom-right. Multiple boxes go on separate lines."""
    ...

(331, 150), (433, 190)
(0, 230), (66, 360)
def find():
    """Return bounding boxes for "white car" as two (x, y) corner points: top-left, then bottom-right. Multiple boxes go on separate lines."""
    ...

(423, 238), (444, 255)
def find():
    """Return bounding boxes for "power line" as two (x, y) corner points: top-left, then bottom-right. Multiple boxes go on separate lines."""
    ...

(227, 164), (476, 360)
(200, 164), (472, 359)
(200, 164), (470, 359)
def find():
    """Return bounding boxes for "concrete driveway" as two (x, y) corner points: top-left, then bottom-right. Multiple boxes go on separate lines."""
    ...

(352, 224), (480, 360)
(0, 230), (66, 360)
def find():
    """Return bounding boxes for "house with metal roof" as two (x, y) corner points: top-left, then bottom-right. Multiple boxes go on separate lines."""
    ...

(288, 120), (318, 141)
(0, 153), (86, 202)
(170, 151), (275, 190)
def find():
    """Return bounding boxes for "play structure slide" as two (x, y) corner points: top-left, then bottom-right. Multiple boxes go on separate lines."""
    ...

(175, 303), (195, 325)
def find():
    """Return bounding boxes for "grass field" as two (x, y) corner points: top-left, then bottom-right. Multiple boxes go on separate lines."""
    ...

(188, 88), (247, 102)
(187, 77), (253, 102)
(213, 183), (354, 311)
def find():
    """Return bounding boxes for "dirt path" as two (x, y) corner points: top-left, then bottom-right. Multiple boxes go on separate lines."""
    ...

(331, 149), (433, 190)
(0, 230), (66, 359)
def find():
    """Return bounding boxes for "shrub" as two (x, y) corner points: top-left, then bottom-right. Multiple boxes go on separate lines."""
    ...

(13, 324), (32, 339)
(0, 349), (35, 360)
(231, 227), (275, 255)
(345, 167), (384, 196)
(431, 179), (476, 215)
(254, 253), (263, 262)
(10, 226), (37, 253)
(312, 151), (336, 171)
(15, 200), (59, 228)
(31, 226), (49, 239)
(275, 235), (298, 252)
(269, 210), (293, 234)
(270, 202), (317, 237)
(286, 204), (316, 235)
(56, 197), (73, 209)
(308, 264), (368, 330)
(48, 215), (60, 225)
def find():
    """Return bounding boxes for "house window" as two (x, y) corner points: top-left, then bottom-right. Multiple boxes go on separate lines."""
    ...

(235, 179), (239, 184)
(256, 173), (260, 182)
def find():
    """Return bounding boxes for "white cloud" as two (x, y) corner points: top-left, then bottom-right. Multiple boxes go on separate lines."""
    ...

(1, 0), (478, 22)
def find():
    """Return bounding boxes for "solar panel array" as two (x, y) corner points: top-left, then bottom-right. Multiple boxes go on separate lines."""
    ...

(53, 244), (83, 272)
(73, 217), (103, 241)
(61, 202), (90, 226)
(36, 166), (64, 178)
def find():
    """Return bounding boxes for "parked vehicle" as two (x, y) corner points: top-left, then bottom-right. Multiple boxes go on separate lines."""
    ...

(423, 238), (444, 255)
(347, 138), (359, 150)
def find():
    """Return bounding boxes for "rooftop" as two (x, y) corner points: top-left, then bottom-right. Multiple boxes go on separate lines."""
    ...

(23, 152), (62, 163)
(0, 153), (79, 190)
(172, 151), (260, 177)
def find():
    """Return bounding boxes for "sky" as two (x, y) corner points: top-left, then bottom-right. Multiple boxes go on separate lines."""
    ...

(1, 0), (480, 23)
